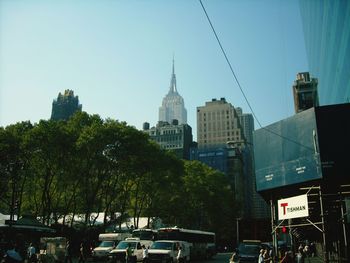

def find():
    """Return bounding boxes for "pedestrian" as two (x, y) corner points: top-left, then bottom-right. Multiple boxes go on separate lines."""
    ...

(258, 249), (264, 263)
(64, 241), (73, 263)
(263, 249), (271, 263)
(296, 247), (305, 263)
(304, 244), (311, 263)
(27, 243), (36, 263)
(78, 243), (85, 263)
(125, 243), (133, 263)
(176, 246), (183, 263)
(141, 245), (148, 263)
(309, 242), (316, 257)
(229, 250), (239, 263)
(280, 251), (293, 263)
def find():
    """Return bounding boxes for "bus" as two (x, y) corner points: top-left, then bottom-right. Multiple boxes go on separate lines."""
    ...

(132, 228), (158, 241)
(157, 227), (216, 259)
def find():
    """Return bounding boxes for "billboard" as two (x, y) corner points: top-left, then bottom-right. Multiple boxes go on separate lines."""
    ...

(254, 107), (322, 192)
(278, 194), (309, 220)
(254, 103), (350, 193)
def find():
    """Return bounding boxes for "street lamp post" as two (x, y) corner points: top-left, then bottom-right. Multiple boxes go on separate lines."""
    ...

(236, 217), (241, 246)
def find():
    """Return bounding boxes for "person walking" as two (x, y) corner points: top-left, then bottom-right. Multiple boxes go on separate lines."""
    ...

(229, 250), (239, 263)
(280, 251), (293, 263)
(263, 249), (271, 263)
(78, 243), (85, 263)
(141, 245), (148, 263)
(64, 241), (73, 263)
(296, 247), (305, 263)
(258, 249), (264, 263)
(27, 243), (36, 263)
(176, 246), (183, 263)
(125, 243), (133, 263)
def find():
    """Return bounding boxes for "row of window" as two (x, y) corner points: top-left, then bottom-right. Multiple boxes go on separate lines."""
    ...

(161, 144), (182, 149)
(199, 137), (239, 142)
(197, 109), (235, 122)
(154, 136), (182, 142)
(199, 140), (244, 147)
(198, 131), (240, 136)
(149, 129), (183, 136)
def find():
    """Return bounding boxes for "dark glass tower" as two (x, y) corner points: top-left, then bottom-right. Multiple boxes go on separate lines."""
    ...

(51, 89), (82, 121)
(299, 0), (350, 105)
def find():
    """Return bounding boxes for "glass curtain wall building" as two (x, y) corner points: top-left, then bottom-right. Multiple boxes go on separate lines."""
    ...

(299, 0), (350, 105)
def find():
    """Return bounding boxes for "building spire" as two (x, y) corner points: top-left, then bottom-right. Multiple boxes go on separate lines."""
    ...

(169, 55), (177, 93)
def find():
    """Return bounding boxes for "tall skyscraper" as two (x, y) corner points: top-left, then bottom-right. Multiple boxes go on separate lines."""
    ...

(235, 107), (254, 146)
(196, 98), (243, 149)
(51, 89), (82, 121)
(234, 107), (269, 219)
(159, 59), (187, 125)
(292, 72), (319, 113)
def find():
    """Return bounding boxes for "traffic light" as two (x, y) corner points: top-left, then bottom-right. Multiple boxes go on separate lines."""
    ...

(282, 226), (287, 233)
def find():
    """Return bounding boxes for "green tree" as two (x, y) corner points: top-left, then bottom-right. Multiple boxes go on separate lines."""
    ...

(181, 160), (238, 241)
(0, 122), (33, 218)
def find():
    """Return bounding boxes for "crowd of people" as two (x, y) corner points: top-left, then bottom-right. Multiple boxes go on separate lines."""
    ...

(230, 242), (317, 263)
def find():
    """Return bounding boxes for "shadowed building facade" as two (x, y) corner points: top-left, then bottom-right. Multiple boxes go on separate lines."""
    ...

(51, 90), (82, 121)
(143, 120), (193, 160)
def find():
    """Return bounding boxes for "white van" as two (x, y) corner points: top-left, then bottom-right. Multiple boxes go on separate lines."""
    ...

(109, 238), (152, 262)
(148, 240), (190, 263)
(92, 233), (131, 261)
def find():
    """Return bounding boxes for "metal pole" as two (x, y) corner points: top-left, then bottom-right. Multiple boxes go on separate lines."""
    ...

(319, 187), (328, 263)
(289, 218), (293, 253)
(340, 196), (348, 261)
(236, 218), (239, 246)
(270, 199), (277, 263)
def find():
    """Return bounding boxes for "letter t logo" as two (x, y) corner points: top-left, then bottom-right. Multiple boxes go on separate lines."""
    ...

(281, 203), (288, 215)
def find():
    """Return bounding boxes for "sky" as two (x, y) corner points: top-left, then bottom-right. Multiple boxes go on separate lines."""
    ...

(0, 0), (308, 140)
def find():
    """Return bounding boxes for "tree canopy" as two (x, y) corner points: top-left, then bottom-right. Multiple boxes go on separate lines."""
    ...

(0, 112), (239, 243)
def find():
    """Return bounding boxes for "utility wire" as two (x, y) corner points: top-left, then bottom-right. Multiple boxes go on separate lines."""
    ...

(199, 0), (314, 152)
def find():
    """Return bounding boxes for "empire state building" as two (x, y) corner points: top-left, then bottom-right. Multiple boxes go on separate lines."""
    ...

(159, 59), (187, 124)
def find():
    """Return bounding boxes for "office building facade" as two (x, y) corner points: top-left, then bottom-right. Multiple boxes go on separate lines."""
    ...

(235, 107), (269, 219)
(293, 72), (319, 113)
(197, 98), (243, 149)
(235, 107), (254, 146)
(143, 120), (193, 160)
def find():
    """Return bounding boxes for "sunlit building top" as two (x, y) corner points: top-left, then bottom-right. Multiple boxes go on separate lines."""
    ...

(158, 59), (187, 125)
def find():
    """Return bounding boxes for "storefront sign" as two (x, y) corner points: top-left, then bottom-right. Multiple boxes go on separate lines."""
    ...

(278, 194), (309, 220)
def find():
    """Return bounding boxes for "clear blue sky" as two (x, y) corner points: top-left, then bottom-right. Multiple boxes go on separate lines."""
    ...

(0, 0), (308, 140)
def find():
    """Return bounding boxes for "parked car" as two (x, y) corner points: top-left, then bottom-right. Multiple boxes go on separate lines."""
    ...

(92, 233), (131, 261)
(109, 238), (150, 263)
(148, 240), (190, 263)
(236, 240), (261, 263)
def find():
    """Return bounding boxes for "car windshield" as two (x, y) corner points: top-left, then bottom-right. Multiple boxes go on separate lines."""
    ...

(150, 242), (173, 250)
(99, 241), (114, 248)
(117, 242), (137, 249)
(238, 243), (260, 255)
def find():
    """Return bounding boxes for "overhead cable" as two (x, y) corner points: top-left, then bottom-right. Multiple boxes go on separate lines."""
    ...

(199, 0), (314, 152)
